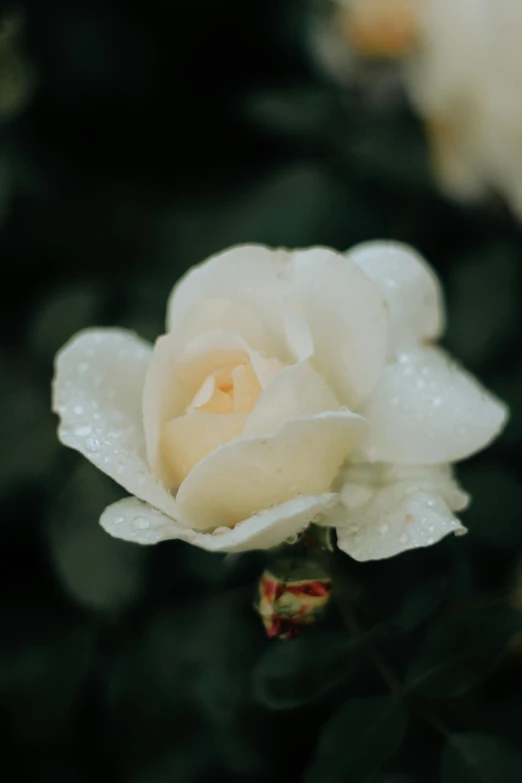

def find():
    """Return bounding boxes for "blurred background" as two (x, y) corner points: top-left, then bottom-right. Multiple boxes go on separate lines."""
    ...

(1, 1), (521, 781)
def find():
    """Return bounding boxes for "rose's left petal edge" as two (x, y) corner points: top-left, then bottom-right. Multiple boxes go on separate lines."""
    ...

(52, 328), (179, 519)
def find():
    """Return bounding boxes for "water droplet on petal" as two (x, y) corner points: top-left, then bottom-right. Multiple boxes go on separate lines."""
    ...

(74, 424), (92, 437)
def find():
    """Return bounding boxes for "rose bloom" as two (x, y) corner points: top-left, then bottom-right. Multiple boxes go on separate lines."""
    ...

(311, 0), (522, 214)
(52, 242), (507, 560)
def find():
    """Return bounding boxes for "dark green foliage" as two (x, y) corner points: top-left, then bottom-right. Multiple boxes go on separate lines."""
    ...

(441, 733), (522, 783)
(252, 630), (357, 709)
(405, 605), (522, 698)
(304, 696), (408, 783)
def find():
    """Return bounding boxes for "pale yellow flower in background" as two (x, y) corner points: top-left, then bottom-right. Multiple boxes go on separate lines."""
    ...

(341, 0), (419, 60)
(312, 0), (522, 215)
(52, 242), (507, 560)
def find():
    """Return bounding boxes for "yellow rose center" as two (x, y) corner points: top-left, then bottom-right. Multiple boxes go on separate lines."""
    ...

(188, 361), (263, 415)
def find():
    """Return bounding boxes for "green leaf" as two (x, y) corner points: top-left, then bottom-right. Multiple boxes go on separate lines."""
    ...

(405, 605), (522, 698)
(190, 592), (265, 722)
(252, 631), (357, 710)
(378, 573), (447, 635)
(442, 733), (522, 783)
(305, 696), (408, 783)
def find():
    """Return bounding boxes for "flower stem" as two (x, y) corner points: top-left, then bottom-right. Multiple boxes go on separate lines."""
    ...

(313, 547), (403, 694)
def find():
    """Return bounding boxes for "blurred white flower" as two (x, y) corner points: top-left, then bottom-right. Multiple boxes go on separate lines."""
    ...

(311, 0), (522, 213)
(52, 242), (507, 560)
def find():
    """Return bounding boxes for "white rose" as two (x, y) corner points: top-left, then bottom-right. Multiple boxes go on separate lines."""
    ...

(52, 242), (507, 560)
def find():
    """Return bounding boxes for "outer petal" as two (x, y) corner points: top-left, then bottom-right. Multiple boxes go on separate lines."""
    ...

(346, 241), (444, 352)
(100, 494), (339, 553)
(244, 360), (339, 436)
(334, 463), (468, 561)
(52, 329), (180, 519)
(356, 346), (508, 464)
(176, 411), (368, 530)
(166, 244), (290, 355)
(166, 295), (277, 355)
(291, 247), (389, 407)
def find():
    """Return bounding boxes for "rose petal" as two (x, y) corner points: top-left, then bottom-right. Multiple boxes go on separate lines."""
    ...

(167, 295), (277, 355)
(176, 411), (368, 530)
(232, 363), (263, 412)
(335, 463), (468, 561)
(52, 329), (179, 518)
(339, 462), (470, 510)
(163, 411), (249, 487)
(291, 247), (389, 407)
(283, 296), (315, 361)
(346, 241), (444, 352)
(166, 245), (290, 356)
(244, 360), (340, 436)
(143, 329), (251, 483)
(336, 486), (466, 561)
(356, 346), (508, 464)
(100, 493), (339, 553)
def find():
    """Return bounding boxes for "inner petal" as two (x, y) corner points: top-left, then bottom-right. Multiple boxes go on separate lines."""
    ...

(162, 353), (269, 488)
(190, 370), (235, 415)
(187, 360), (263, 416)
(144, 329), (282, 486)
(188, 375), (216, 410)
(197, 386), (234, 414)
(163, 411), (249, 487)
(232, 363), (263, 412)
